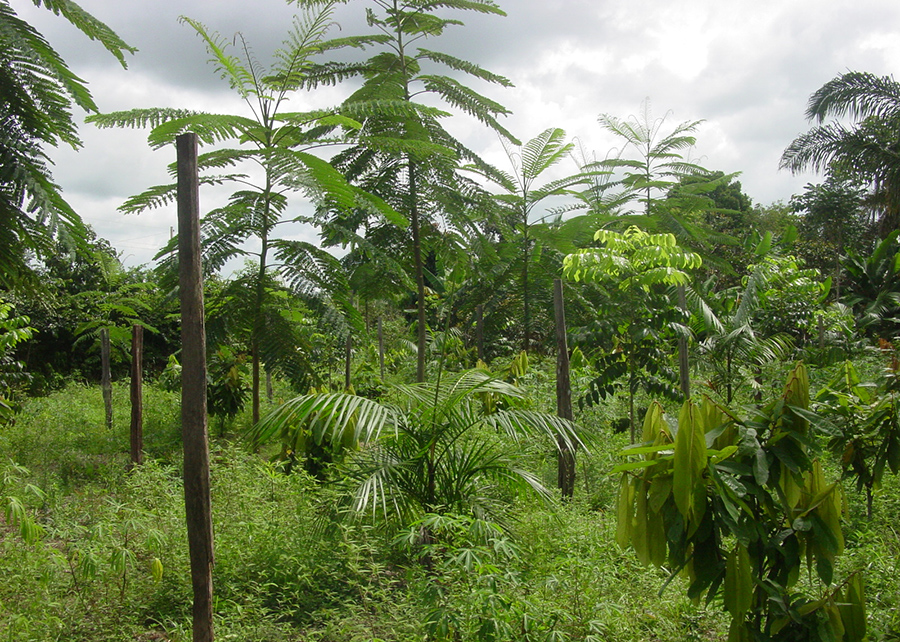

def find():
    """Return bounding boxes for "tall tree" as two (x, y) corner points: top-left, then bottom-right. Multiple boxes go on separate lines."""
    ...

(328, 0), (517, 382)
(564, 226), (702, 441)
(790, 176), (872, 297)
(596, 100), (705, 216)
(487, 128), (597, 353)
(781, 71), (900, 237)
(0, 0), (134, 288)
(87, 2), (395, 423)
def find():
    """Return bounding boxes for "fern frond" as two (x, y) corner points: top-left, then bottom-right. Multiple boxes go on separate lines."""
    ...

(416, 49), (513, 86)
(33, 0), (136, 67)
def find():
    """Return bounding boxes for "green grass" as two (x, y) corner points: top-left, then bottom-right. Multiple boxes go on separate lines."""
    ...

(1, 374), (899, 641)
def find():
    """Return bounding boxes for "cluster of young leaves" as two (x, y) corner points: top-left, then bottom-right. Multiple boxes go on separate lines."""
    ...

(614, 363), (866, 641)
(564, 226), (701, 289)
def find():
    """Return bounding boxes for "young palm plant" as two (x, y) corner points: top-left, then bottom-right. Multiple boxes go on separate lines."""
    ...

(247, 369), (582, 529)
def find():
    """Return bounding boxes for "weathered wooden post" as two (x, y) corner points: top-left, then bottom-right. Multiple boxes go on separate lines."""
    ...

(177, 132), (215, 642)
(554, 279), (576, 499)
(130, 324), (143, 466)
(100, 327), (113, 429)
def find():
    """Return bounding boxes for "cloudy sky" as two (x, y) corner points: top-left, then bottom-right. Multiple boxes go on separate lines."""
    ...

(17, 0), (900, 268)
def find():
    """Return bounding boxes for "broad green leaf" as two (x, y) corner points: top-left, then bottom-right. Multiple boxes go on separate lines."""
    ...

(673, 400), (707, 521)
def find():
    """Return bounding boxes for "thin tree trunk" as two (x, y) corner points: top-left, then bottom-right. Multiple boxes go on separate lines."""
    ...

(344, 333), (352, 390)
(266, 370), (273, 401)
(177, 132), (215, 642)
(476, 304), (484, 363)
(522, 221), (530, 354)
(677, 284), (690, 399)
(378, 317), (385, 381)
(554, 280), (576, 499)
(409, 159), (427, 383)
(130, 325), (143, 467)
(100, 328), (113, 430)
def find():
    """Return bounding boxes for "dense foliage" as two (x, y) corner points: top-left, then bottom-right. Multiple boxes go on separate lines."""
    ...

(5, 1), (900, 640)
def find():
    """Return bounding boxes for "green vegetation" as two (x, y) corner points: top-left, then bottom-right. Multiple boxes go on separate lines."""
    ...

(5, 0), (900, 640)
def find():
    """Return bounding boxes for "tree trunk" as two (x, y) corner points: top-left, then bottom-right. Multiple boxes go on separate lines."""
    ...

(408, 158), (427, 383)
(100, 328), (113, 430)
(130, 325), (143, 467)
(522, 227), (530, 354)
(554, 279), (576, 499)
(378, 317), (385, 381)
(344, 332), (352, 390)
(476, 304), (484, 363)
(677, 284), (690, 399)
(177, 132), (215, 642)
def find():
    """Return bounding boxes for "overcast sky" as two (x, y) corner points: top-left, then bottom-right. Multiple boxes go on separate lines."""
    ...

(17, 0), (900, 268)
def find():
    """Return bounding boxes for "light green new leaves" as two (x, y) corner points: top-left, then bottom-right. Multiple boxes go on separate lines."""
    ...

(563, 225), (701, 289)
(673, 400), (707, 523)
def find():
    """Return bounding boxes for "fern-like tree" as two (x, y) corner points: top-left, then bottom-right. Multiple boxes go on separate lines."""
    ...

(596, 100), (705, 216)
(87, 2), (399, 423)
(323, 0), (517, 382)
(0, 0), (134, 288)
(483, 128), (601, 353)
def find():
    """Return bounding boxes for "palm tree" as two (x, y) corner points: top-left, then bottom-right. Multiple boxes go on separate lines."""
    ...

(781, 71), (900, 237)
(0, 0), (134, 288)
(247, 369), (582, 528)
(689, 267), (793, 404)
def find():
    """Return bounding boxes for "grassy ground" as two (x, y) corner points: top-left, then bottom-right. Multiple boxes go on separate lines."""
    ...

(1, 375), (898, 641)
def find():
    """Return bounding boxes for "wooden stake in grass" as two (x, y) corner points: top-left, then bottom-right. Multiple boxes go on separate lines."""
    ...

(100, 327), (113, 429)
(130, 324), (143, 466)
(177, 132), (215, 642)
(554, 279), (576, 499)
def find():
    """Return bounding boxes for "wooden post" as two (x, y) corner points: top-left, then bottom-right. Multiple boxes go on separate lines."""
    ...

(677, 284), (690, 399)
(177, 132), (215, 642)
(554, 279), (576, 499)
(378, 317), (385, 381)
(130, 325), (144, 466)
(476, 304), (484, 363)
(100, 328), (113, 429)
